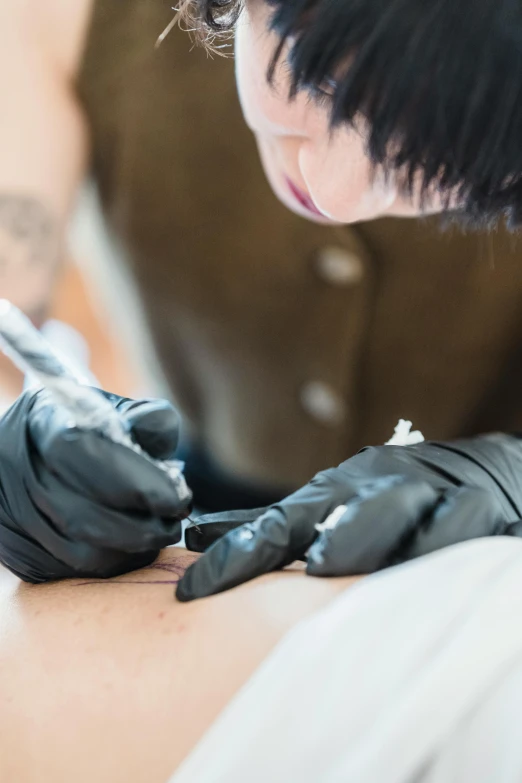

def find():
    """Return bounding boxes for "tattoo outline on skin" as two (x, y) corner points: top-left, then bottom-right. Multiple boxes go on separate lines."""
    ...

(74, 556), (198, 586)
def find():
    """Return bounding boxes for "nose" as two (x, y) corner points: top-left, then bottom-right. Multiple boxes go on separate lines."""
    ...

(268, 135), (309, 191)
(297, 128), (397, 222)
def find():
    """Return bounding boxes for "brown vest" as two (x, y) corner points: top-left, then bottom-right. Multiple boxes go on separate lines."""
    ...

(78, 0), (522, 491)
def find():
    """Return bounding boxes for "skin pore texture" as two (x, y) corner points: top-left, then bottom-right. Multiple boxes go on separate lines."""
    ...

(0, 548), (360, 783)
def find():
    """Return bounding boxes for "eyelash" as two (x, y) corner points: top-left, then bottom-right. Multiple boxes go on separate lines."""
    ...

(280, 57), (338, 108)
(308, 79), (337, 108)
(309, 86), (334, 108)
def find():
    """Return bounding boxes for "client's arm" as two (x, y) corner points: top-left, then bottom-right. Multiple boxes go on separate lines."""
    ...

(0, 549), (359, 783)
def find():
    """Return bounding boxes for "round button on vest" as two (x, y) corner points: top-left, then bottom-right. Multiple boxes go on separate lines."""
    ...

(300, 381), (347, 426)
(315, 246), (364, 286)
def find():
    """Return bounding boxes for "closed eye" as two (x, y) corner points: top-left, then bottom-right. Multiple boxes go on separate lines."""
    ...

(318, 76), (338, 96)
(307, 76), (338, 107)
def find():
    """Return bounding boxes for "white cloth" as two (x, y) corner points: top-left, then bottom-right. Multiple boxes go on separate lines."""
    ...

(169, 537), (522, 783)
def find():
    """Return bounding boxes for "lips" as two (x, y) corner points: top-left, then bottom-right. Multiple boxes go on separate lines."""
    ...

(284, 176), (324, 217)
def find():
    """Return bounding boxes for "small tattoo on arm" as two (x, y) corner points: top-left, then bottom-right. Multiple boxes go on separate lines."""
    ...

(0, 195), (58, 322)
(0, 195), (56, 269)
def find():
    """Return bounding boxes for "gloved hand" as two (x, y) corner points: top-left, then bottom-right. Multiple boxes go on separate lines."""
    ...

(0, 388), (191, 583)
(176, 434), (522, 601)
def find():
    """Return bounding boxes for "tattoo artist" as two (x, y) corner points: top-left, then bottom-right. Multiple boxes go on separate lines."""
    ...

(2, 0), (522, 595)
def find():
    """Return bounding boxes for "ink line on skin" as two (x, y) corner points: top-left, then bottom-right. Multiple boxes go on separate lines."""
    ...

(74, 579), (181, 585)
(73, 558), (195, 586)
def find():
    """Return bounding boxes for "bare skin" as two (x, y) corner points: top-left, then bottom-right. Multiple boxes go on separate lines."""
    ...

(0, 548), (360, 783)
(0, 0), (91, 396)
(0, 0), (92, 315)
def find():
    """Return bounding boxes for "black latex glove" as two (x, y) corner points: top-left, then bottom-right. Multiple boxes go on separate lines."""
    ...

(177, 434), (522, 601)
(0, 388), (191, 583)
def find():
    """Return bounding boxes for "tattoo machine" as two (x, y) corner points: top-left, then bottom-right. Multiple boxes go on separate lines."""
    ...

(0, 299), (191, 503)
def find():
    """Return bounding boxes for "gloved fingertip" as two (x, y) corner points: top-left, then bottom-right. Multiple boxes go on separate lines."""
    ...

(124, 399), (181, 460)
(504, 520), (522, 538)
(176, 520), (283, 601)
(184, 508), (267, 553)
(175, 558), (220, 602)
(306, 531), (344, 577)
(175, 573), (196, 602)
(305, 551), (327, 577)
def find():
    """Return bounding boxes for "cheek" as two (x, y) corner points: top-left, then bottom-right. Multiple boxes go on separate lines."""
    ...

(235, 11), (305, 136)
(234, 14), (272, 132)
(234, 18), (255, 127)
(300, 129), (398, 222)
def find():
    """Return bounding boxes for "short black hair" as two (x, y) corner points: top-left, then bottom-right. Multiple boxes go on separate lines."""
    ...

(184, 0), (522, 228)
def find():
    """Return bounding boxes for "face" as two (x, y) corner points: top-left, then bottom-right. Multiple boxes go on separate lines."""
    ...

(235, 0), (445, 224)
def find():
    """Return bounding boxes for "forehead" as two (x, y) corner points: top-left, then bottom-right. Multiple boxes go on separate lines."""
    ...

(236, 0), (294, 91)
(242, 0), (274, 31)
(237, 0), (275, 59)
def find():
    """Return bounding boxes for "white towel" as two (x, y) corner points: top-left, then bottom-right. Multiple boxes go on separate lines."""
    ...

(169, 537), (522, 783)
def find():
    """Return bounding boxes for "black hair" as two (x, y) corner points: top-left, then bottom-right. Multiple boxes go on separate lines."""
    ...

(184, 0), (522, 228)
